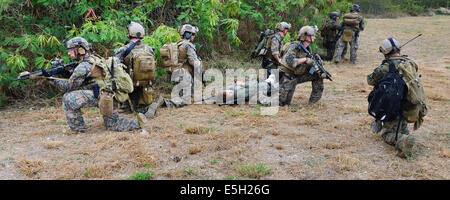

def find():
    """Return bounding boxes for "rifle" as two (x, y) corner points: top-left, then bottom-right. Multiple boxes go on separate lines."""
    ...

(15, 58), (77, 81)
(298, 43), (333, 81)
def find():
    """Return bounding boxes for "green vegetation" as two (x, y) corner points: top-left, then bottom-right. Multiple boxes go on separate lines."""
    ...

(235, 163), (273, 179)
(126, 171), (155, 180)
(184, 166), (198, 176)
(0, 0), (353, 101)
(359, 0), (449, 16)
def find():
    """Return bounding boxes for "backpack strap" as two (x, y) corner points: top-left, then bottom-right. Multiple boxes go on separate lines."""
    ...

(120, 40), (141, 60)
(382, 59), (398, 74)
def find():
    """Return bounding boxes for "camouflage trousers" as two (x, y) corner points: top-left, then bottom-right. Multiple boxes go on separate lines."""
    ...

(62, 90), (140, 132)
(334, 31), (358, 63)
(279, 72), (324, 106)
(381, 117), (410, 151)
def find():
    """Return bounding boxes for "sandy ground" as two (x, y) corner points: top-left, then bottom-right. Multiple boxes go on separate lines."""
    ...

(0, 16), (449, 180)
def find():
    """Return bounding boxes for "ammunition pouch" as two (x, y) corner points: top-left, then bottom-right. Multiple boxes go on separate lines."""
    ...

(98, 88), (115, 116)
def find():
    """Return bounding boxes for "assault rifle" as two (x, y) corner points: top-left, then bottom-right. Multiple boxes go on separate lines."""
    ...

(298, 43), (333, 81)
(15, 58), (77, 81)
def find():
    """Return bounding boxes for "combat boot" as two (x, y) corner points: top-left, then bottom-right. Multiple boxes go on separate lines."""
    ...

(137, 113), (151, 131)
(144, 95), (164, 119)
(397, 135), (416, 158)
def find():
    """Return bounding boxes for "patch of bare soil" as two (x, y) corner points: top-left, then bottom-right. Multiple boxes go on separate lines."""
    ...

(0, 16), (449, 180)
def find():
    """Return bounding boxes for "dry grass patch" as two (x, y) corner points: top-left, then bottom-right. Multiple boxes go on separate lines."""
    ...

(16, 158), (43, 177)
(272, 144), (284, 150)
(185, 126), (207, 134)
(438, 147), (450, 158)
(333, 154), (361, 172)
(189, 146), (202, 155)
(270, 129), (280, 136)
(324, 142), (341, 150)
(43, 140), (64, 149)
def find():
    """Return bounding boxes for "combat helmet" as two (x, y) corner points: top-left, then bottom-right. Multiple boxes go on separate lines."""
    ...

(330, 12), (340, 20)
(379, 38), (401, 55)
(64, 37), (92, 55)
(275, 22), (292, 32)
(127, 21), (145, 38)
(179, 24), (199, 37)
(298, 26), (317, 41)
(350, 4), (360, 12)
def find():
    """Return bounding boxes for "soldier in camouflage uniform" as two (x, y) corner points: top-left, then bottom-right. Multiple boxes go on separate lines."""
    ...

(143, 24), (202, 118)
(278, 26), (325, 106)
(34, 37), (145, 133)
(116, 22), (155, 112)
(262, 22), (291, 78)
(333, 4), (365, 64)
(367, 38), (419, 158)
(321, 12), (344, 61)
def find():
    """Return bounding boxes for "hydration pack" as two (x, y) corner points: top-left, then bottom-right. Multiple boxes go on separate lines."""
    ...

(368, 60), (407, 122)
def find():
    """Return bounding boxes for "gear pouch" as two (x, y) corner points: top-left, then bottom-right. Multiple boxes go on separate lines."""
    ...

(343, 29), (353, 42)
(98, 89), (115, 116)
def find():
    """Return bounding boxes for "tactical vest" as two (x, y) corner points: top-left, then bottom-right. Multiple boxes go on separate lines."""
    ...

(280, 41), (312, 76)
(87, 55), (134, 103)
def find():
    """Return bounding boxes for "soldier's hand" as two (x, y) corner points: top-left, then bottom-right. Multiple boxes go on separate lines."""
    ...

(320, 72), (327, 78)
(305, 57), (314, 66)
(29, 75), (47, 80)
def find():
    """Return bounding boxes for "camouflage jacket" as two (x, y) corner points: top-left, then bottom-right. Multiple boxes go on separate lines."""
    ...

(50, 56), (94, 92)
(323, 19), (341, 42)
(179, 39), (202, 75)
(266, 32), (284, 60)
(366, 56), (415, 86)
(115, 41), (155, 64)
(367, 55), (422, 114)
(282, 41), (312, 75)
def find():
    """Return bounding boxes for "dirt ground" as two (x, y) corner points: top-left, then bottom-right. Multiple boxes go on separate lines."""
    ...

(0, 16), (449, 180)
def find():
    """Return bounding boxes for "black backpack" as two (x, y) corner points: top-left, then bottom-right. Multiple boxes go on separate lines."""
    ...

(368, 60), (407, 122)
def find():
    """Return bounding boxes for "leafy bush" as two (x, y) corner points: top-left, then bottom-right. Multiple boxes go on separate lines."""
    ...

(0, 0), (353, 99)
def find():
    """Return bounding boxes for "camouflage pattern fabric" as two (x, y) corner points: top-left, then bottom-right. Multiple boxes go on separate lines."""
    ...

(367, 56), (404, 86)
(116, 41), (155, 108)
(279, 42), (324, 105)
(115, 41), (154, 62)
(51, 56), (141, 132)
(367, 56), (419, 157)
(278, 72), (324, 106)
(180, 39), (203, 77)
(262, 32), (284, 77)
(334, 30), (359, 63)
(334, 12), (365, 63)
(381, 117), (410, 150)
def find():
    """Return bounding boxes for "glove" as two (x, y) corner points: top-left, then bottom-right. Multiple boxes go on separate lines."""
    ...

(305, 57), (314, 66)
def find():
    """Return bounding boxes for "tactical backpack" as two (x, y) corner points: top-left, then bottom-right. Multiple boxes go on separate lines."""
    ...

(122, 43), (156, 87)
(343, 13), (361, 27)
(88, 56), (134, 103)
(395, 57), (427, 124)
(250, 29), (275, 59)
(368, 60), (407, 122)
(160, 41), (184, 72)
